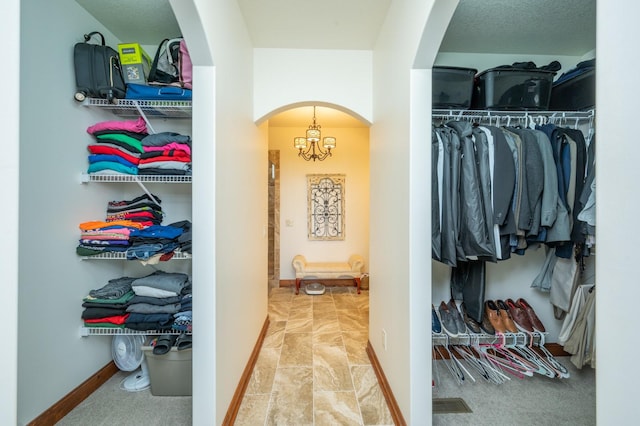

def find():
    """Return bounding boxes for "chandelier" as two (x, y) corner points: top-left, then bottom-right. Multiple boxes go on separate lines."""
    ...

(293, 106), (336, 161)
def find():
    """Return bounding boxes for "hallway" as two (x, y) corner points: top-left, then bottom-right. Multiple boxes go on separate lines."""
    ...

(235, 286), (393, 425)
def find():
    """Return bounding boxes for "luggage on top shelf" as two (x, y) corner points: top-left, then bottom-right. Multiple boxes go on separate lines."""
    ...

(549, 59), (596, 111)
(73, 31), (127, 103)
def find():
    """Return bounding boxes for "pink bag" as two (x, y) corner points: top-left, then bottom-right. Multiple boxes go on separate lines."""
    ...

(179, 39), (192, 89)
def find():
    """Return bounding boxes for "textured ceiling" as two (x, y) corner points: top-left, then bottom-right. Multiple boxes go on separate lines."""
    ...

(439, 0), (596, 56)
(75, 0), (181, 45)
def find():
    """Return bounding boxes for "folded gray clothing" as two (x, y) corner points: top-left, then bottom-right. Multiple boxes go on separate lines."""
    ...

(141, 132), (191, 147)
(126, 302), (181, 314)
(128, 294), (182, 306)
(89, 276), (136, 299)
(131, 271), (189, 294)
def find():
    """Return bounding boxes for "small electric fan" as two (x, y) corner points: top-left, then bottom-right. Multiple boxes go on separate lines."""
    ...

(111, 334), (150, 392)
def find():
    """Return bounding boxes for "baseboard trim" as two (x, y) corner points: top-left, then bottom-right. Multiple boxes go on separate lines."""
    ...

(28, 361), (119, 426)
(279, 278), (366, 289)
(223, 316), (270, 425)
(366, 341), (407, 426)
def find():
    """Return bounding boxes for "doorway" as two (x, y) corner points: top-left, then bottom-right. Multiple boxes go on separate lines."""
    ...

(268, 150), (280, 291)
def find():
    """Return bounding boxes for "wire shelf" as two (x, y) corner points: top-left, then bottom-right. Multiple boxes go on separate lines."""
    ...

(80, 327), (191, 336)
(432, 331), (547, 346)
(432, 108), (595, 126)
(81, 173), (192, 184)
(83, 98), (192, 118)
(79, 251), (192, 260)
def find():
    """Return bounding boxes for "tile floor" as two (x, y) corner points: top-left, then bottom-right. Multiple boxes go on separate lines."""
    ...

(234, 285), (394, 426)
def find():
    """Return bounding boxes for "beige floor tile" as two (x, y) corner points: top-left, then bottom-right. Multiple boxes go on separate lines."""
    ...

(313, 331), (344, 347)
(334, 293), (357, 309)
(235, 393), (270, 425)
(245, 347), (280, 395)
(267, 367), (314, 425)
(314, 391), (363, 426)
(313, 317), (341, 334)
(279, 332), (312, 366)
(286, 317), (313, 333)
(262, 320), (286, 348)
(351, 365), (394, 425)
(268, 301), (291, 321)
(343, 331), (370, 365)
(338, 309), (368, 331)
(313, 345), (354, 392)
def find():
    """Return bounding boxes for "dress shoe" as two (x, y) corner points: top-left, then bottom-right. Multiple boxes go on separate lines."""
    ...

(460, 302), (482, 334)
(480, 305), (495, 335)
(495, 300), (519, 333)
(438, 301), (458, 337)
(505, 298), (534, 332)
(448, 299), (467, 334)
(432, 304), (442, 333)
(484, 300), (506, 333)
(517, 298), (546, 332)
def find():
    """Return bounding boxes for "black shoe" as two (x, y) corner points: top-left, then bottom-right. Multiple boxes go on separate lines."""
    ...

(448, 299), (467, 334)
(460, 302), (482, 334)
(438, 301), (458, 337)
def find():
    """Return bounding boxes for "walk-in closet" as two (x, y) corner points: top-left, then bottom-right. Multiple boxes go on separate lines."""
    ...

(430, 0), (597, 423)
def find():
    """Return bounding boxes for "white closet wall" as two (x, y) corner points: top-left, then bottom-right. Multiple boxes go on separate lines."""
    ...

(17, 1), (132, 422)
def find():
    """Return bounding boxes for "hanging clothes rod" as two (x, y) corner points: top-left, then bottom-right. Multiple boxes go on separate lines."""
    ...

(432, 108), (594, 126)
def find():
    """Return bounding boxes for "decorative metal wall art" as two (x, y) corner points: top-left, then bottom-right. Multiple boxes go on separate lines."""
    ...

(307, 174), (345, 240)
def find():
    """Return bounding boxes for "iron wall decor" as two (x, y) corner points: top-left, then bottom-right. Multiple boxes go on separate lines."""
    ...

(307, 174), (345, 240)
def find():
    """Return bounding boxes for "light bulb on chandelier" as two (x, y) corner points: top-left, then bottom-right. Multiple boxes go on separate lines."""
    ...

(293, 106), (336, 161)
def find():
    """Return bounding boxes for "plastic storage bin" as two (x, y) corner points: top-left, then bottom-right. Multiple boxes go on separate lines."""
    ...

(432, 66), (477, 109)
(549, 69), (595, 111)
(472, 68), (556, 110)
(142, 344), (192, 396)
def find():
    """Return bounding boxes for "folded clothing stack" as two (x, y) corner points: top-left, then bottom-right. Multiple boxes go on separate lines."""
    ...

(76, 220), (145, 257)
(86, 117), (148, 175)
(124, 271), (191, 331)
(139, 132), (192, 176)
(81, 277), (137, 328)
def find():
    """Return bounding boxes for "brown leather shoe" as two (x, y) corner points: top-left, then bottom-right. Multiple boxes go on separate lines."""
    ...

(485, 300), (506, 333)
(505, 298), (534, 332)
(480, 304), (495, 335)
(496, 300), (520, 333)
(517, 298), (546, 332)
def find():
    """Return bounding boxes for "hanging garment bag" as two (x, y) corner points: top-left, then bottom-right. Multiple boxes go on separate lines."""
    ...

(73, 32), (127, 102)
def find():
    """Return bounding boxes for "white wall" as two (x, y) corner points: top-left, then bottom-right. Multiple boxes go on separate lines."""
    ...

(17, 2), (137, 423)
(371, 0), (445, 422)
(269, 125), (370, 278)
(189, 1), (267, 423)
(1, 0), (19, 423)
(253, 48), (373, 124)
(596, 0), (640, 423)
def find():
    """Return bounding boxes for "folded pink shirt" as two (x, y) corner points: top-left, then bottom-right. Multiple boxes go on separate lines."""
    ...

(87, 117), (148, 135)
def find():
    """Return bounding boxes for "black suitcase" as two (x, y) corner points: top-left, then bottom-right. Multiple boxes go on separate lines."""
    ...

(73, 32), (126, 102)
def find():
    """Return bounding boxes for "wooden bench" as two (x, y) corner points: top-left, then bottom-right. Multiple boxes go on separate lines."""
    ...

(292, 254), (365, 294)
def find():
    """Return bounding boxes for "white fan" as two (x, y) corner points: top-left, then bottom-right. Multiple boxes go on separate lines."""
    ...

(111, 334), (150, 392)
